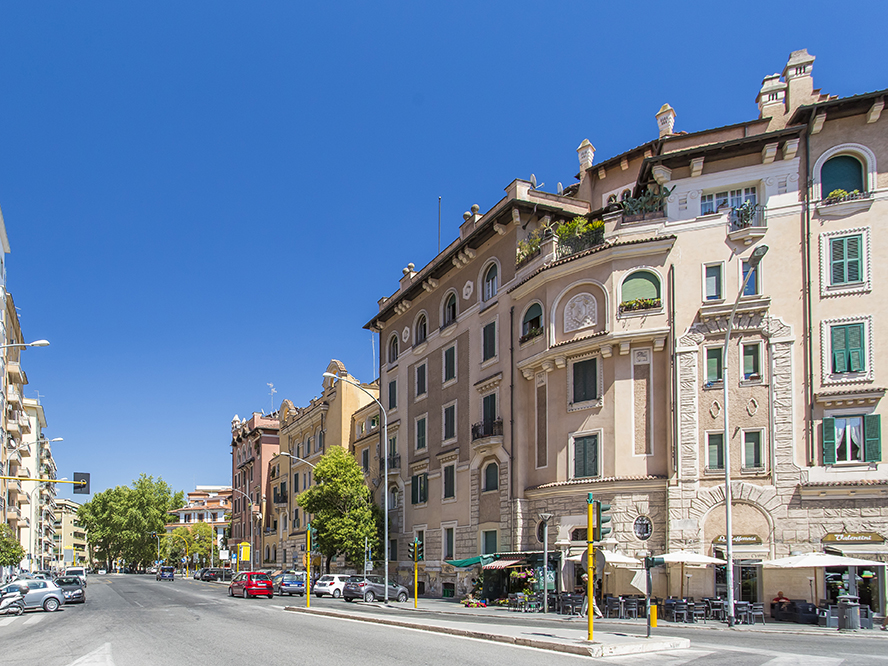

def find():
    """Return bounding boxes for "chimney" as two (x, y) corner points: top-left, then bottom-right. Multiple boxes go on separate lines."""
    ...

(783, 49), (816, 116)
(757, 74), (788, 129)
(577, 139), (595, 173)
(656, 104), (676, 138)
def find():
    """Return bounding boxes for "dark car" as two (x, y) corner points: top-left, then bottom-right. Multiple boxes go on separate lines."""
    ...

(54, 576), (86, 604)
(156, 566), (176, 581)
(193, 568), (209, 580)
(228, 572), (273, 598)
(272, 572), (305, 596)
(342, 575), (409, 603)
(200, 568), (230, 581)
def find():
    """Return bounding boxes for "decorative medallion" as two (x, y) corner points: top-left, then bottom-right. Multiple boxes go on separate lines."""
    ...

(402, 327), (410, 343)
(633, 516), (653, 541)
(710, 401), (721, 418)
(564, 293), (597, 333)
(462, 281), (474, 299)
(747, 398), (758, 416)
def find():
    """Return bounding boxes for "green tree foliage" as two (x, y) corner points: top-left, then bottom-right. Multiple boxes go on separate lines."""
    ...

(297, 447), (380, 573)
(162, 522), (218, 569)
(78, 474), (184, 570)
(0, 523), (26, 567)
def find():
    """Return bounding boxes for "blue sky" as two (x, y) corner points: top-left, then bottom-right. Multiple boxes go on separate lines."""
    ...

(1, 1), (884, 501)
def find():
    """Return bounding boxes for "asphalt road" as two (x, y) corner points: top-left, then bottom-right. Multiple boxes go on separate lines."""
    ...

(1, 575), (886, 666)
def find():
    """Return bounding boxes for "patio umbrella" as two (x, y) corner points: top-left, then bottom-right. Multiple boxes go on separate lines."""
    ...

(655, 550), (726, 598)
(760, 552), (885, 568)
(566, 549), (640, 566)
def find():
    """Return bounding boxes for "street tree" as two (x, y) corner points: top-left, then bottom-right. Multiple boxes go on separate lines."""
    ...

(296, 446), (380, 573)
(0, 523), (26, 567)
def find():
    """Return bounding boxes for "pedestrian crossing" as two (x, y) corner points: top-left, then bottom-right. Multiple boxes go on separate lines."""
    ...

(0, 612), (46, 628)
(603, 647), (845, 665)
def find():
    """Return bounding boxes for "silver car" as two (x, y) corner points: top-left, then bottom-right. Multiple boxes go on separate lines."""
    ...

(0, 579), (65, 612)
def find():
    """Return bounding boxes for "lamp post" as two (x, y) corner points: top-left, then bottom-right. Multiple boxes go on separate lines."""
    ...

(278, 453), (316, 577)
(722, 244), (768, 626)
(539, 513), (553, 614)
(230, 487), (254, 572)
(322, 371), (390, 603)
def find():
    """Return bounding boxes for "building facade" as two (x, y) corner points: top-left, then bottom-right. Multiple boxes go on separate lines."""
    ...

(53, 498), (88, 569)
(169, 485), (232, 559)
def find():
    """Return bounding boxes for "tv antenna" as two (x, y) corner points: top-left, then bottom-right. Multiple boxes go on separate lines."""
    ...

(267, 383), (277, 414)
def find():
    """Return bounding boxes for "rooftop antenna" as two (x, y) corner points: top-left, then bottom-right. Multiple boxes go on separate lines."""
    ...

(34, 390), (45, 403)
(267, 383), (277, 414)
(437, 196), (442, 254)
(557, 182), (564, 195)
(530, 174), (544, 190)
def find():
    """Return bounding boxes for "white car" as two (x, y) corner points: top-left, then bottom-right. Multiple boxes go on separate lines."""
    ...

(312, 574), (350, 598)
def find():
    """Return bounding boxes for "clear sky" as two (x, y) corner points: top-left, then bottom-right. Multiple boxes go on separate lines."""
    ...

(1, 1), (884, 501)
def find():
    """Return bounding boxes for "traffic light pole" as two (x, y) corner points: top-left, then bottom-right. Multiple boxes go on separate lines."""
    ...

(587, 494), (594, 642)
(306, 524), (312, 609)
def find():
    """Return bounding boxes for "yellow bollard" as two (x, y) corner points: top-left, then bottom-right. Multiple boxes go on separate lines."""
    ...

(650, 604), (658, 627)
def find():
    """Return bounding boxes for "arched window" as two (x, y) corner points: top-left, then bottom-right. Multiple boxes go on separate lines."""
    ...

(483, 264), (498, 301)
(821, 155), (864, 199)
(621, 189), (632, 201)
(484, 462), (499, 491)
(415, 314), (427, 345)
(443, 293), (457, 326)
(389, 487), (398, 510)
(522, 303), (543, 338)
(265, 546), (270, 561)
(622, 270), (661, 302)
(388, 335), (399, 363)
(607, 194), (617, 204)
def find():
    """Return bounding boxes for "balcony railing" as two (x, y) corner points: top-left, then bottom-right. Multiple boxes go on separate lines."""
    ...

(471, 418), (503, 441)
(379, 454), (401, 473)
(729, 203), (766, 231)
(272, 491), (288, 505)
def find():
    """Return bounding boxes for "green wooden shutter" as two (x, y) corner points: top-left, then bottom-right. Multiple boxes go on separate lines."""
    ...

(847, 323), (864, 372)
(846, 236), (861, 282)
(622, 271), (660, 301)
(831, 238), (847, 285)
(588, 435), (599, 476)
(822, 417), (836, 465)
(416, 418), (426, 449)
(411, 476), (419, 504)
(864, 414), (881, 463)
(574, 438), (586, 478)
(821, 155), (864, 197)
(831, 326), (848, 373)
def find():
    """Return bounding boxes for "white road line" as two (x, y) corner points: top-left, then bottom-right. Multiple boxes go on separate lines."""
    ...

(607, 649), (714, 664)
(761, 657), (843, 666)
(0, 617), (16, 626)
(64, 642), (114, 666)
(24, 614), (45, 625)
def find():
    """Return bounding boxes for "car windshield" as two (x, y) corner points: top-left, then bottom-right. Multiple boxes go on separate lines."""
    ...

(161, 567), (174, 573)
(55, 577), (81, 586)
(346, 576), (364, 583)
(252, 574), (271, 582)
(318, 576), (332, 582)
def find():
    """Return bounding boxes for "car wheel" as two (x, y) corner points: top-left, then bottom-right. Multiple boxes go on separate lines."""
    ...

(228, 587), (233, 597)
(267, 594), (273, 599)
(43, 597), (60, 612)
(333, 589), (341, 599)
(398, 592), (408, 603)
(242, 589), (248, 598)
(315, 593), (323, 598)
(344, 597), (353, 602)
(13, 603), (24, 616)
(364, 590), (375, 603)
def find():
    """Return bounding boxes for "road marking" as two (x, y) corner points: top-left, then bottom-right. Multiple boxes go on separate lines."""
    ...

(64, 642), (114, 666)
(606, 648), (714, 664)
(761, 657), (842, 666)
(0, 617), (15, 626)
(24, 614), (45, 625)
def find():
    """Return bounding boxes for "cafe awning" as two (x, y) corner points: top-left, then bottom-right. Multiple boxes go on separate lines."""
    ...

(444, 555), (495, 569)
(483, 558), (525, 570)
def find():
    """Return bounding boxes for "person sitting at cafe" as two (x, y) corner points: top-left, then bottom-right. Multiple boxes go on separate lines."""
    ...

(772, 591), (791, 609)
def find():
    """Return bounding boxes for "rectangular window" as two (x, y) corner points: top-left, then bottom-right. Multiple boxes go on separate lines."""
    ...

(742, 260), (760, 297)
(482, 322), (496, 362)
(294, 509), (300, 528)
(573, 434), (599, 479)
(416, 530), (425, 548)
(743, 431), (762, 468)
(572, 358), (598, 403)
(706, 348), (723, 382)
(444, 345), (456, 382)
(707, 433), (724, 470)
(705, 264), (723, 300)
(416, 417), (426, 450)
(410, 473), (428, 504)
(830, 235), (862, 285)
(389, 539), (398, 561)
(443, 403), (456, 441)
(388, 379), (397, 409)
(482, 393), (497, 425)
(482, 530), (497, 555)
(443, 465), (455, 499)
(444, 527), (455, 560)
(361, 448), (369, 473)
(823, 414), (881, 464)
(388, 434), (397, 458)
(416, 363), (427, 397)
(743, 343), (761, 380)
(831, 323), (865, 374)
(294, 474), (299, 492)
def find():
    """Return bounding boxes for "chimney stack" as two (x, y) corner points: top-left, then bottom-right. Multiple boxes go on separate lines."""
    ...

(656, 104), (676, 138)
(783, 49), (816, 116)
(757, 74), (788, 128)
(577, 139), (595, 173)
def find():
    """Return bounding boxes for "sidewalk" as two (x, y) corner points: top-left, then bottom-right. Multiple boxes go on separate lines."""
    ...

(283, 598), (690, 658)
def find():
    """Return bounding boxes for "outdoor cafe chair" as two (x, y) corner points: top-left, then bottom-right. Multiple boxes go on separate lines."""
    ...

(734, 601), (751, 624)
(750, 602), (766, 625)
(691, 602), (706, 623)
(606, 597), (621, 618)
(524, 593), (543, 613)
(670, 601), (689, 623)
(623, 598), (639, 619)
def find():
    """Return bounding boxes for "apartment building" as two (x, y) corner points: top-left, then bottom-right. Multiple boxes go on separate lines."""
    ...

(230, 413), (279, 569)
(363, 49), (886, 611)
(53, 498), (88, 568)
(169, 486), (232, 555)
(20, 398), (59, 571)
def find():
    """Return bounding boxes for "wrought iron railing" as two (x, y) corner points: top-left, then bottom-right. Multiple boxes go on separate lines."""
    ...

(471, 418), (503, 441)
(379, 454), (401, 473)
(729, 203), (766, 231)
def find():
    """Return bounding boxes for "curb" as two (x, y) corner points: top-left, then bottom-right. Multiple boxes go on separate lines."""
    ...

(283, 605), (690, 657)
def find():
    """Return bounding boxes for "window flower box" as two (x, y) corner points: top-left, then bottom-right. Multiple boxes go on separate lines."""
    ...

(618, 297), (661, 314)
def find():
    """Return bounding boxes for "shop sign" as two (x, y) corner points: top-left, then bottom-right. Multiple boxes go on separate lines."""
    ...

(822, 532), (885, 543)
(713, 534), (763, 545)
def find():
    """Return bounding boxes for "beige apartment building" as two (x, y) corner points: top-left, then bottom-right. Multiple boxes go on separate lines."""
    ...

(20, 398), (59, 571)
(53, 498), (88, 568)
(363, 49), (886, 613)
(169, 486), (232, 564)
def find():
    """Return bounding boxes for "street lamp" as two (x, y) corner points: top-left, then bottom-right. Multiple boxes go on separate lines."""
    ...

(322, 371), (391, 603)
(539, 513), (553, 614)
(722, 244), (768, 626)
(0, 340), (50, 350)
(230, 487), (255, 572)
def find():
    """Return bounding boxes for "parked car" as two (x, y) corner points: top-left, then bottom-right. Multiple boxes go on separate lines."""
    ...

(312, 574), (349, 598)
(200, 568), (231, 582)
(65, 567), (88, 586)
(342, 575), (409, 603)
(98, 569), (107, 575)
(228, 572), (273, 598)
(0, 579), (65, 612)
(53, 576), (86, 604)
(272, 572), (305, 596)
(193, 568), (209, 580)
(156, 566), (176, 581)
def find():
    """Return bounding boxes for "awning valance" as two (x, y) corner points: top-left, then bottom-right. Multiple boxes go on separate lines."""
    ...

(444, 555), (494, 569)
(483, 558), (525, 570)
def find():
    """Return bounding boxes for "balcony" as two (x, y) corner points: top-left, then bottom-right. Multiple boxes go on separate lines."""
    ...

(7, 385), (22, 407)
(727, 204), (767, 245)
(379, 454), (401, 474)
(272, 491), (288, 505)
(471, 419), (504, 452)
(18, 413), (31, 434)
(6, 360), (24, 382)
(816, 190), (873, 219)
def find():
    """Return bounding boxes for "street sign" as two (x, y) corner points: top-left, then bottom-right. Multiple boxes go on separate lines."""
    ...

(219, 549), (230, 561)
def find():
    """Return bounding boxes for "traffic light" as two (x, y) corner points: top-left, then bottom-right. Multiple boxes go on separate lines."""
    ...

(407, 541), (416, 561)
(73, 472), (90, 495)
(593, 499), (612, 541)
(415, 540), (423, 562)
(308, 524), (318, 551)
(645, 556), (665, 569)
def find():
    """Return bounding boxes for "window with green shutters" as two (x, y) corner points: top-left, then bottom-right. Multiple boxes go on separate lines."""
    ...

(388, 379), (398, 409)
(822, 414), (881, 464)
(482, 393), (497, 425)
(573, 434), (599, 479)
(743, 431), (762, 468)
(831, 323), (865, 374)
(743, 343), (760, 379)
(443, 403), (456, 440)
(443, 464), (455, 499)
(572, 358), (598, 404)
(820, 155), (864, 199)
(622, 270), (661, 301)
(830, 235), (862, 285)
(484, 462), (498, 491)
(416, 417), (426, 450)
(707, 433), (724, 470)
(482, 321), (496, 361)
(411, 473), (428, 504)
(706, 348), (723, 382)
(416, 363), (427, 396)
(482, 530), (497, 555)
(444, 345), (456, 382)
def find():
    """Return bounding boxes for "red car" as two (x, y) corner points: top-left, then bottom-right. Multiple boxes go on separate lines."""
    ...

(228, 572), (273, 598)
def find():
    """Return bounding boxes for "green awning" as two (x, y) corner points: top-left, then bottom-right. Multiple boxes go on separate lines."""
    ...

(445, 555), (495, 569)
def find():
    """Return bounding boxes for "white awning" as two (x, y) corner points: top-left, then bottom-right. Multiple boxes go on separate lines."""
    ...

(482, 558), (525, 570)
(824, 544), (888, 557)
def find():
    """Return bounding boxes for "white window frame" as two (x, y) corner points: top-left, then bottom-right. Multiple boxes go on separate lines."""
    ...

(442, 400), (457, 444)
(819, 226), (871, 297)
(740, 340), (763, 384)
(482, 461), (499, 492)
(812, 143), (878, 200)
(702, 261), (725, 302)
(388, 334), (399, 365)
(480, 389), (499, 426)
(442, 522), (457, 561)
(568, 428), (602, 481)
(739, 257), (762, 297)
(741, 428), (766, 471)
(481, 529), (498, 555)
(703, 344), (724, 386)
(388, 378), (398, 411)
(567, 353), (603, 411)
(481, 261), (500, 303)
(442, 462), (456, 502)
(820, 314), (874, 385)
(441, 290), (459, 328)
(442, 342), (458, 387)
(705, 430), (725, 472)
(414, 310), (429, 346)
(824, 410), (871, 464)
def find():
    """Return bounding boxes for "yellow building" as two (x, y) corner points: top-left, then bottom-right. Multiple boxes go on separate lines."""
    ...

(53, 498), (88, 569)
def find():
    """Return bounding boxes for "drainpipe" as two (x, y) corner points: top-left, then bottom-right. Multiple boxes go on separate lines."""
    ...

(509, 306), (516, 550)
(803, 115), (816, 466)
(669, 264), (679, 480)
